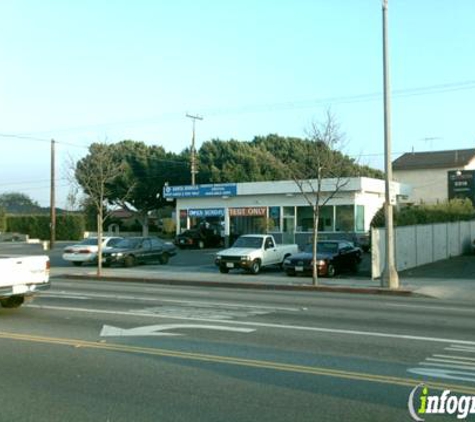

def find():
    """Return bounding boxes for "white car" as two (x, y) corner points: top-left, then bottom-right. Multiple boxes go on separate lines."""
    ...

(62, 237), (123, 266)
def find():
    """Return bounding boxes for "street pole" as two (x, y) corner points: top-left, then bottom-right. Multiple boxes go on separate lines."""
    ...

(50, 139), (56, 250)
(186, 114), (203, 186)
(381, 0), (399, 289)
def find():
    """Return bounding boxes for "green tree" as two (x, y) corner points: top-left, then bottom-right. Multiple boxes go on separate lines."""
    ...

(0, 192), (42, 213)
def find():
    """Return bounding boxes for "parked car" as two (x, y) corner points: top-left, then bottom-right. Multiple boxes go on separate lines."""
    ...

(283, 240), (362, 277)
(102, 237), (177, 267)
(175, 223), (223, 249)
(215, 234), (299, 274)
(62, 237), (123, 266)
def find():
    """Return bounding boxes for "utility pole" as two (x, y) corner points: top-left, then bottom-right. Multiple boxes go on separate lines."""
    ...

(186, 114), (203, 185)
(50, 139), (56, 250)
(381, 0), (399, 289)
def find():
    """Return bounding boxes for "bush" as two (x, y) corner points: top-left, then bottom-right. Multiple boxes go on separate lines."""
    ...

(371, 199), (475, 228)
(6, 214), (85, 240)
(0, 207), (6, 232)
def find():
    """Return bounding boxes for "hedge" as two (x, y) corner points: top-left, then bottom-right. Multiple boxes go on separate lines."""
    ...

(371, 198), (475, 228)
(6, 214), (85, 240)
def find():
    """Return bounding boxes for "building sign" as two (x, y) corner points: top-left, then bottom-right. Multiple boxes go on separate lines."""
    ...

(163, 183), (237, 198)
(188, 208), (225, 218)
(229, 207), (267, 217)
(448, 170), (475, 205)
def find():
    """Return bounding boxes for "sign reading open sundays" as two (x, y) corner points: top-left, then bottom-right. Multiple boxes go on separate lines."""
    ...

(163, 183), (237, 198)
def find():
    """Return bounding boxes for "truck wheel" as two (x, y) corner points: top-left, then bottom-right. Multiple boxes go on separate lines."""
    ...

(0, 296), (25, 308)
(250, 260), (261, 275)
(219, 266), (229, 274)
(72, 262), (82, 267)
(159, 253), (169, 265)
(327, 263), (336, 278)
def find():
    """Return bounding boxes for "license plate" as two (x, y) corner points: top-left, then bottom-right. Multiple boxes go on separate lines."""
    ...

(226, 263), (234, 268)
(295, 266), (304, 272)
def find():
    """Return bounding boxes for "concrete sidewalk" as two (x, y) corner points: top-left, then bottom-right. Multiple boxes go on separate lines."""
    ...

(51, 265), (417, 296)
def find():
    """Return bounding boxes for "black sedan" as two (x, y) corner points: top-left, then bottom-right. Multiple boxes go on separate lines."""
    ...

(283, 240), (362, 277)
(175, 226), (223, 249)
(102, 237), (177, 267)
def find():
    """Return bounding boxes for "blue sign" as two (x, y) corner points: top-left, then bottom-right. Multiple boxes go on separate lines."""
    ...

(188, 208), (225, 218)
(163, 183), (237, 198)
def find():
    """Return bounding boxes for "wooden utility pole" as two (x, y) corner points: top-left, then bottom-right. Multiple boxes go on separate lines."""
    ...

(186, 114), (203, 185)
(50, 139), (56, 249)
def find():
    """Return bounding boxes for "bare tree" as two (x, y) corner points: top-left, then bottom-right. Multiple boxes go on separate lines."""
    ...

(292, 111), (352, 285)
(71, 143), (129, 277)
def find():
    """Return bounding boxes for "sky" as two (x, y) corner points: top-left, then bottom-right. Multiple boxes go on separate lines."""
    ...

(0, 0), (474, 207)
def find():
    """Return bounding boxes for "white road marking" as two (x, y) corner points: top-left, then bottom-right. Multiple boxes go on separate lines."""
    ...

(407, 368), (475, 383)
(100, 323), (256, 337)
(419, 361), (475, 371)
(26, 304), (475, 346)
(446, 346), (475, 353)
(433, 354), (475, 362)
(385, 303), (475, 314)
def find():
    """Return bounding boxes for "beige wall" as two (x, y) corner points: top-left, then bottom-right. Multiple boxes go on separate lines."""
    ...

(394, 168), (449, 204)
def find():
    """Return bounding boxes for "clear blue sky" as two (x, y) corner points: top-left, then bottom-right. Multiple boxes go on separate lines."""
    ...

(1, 0), (474, 207)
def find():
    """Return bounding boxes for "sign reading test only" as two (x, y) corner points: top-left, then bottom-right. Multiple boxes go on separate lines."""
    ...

(229, 207), (267, 217)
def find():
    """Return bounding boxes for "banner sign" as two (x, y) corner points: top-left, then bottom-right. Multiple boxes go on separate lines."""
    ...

(229, 207), (267, 217)
(163, 183), (237, 198)
(188, 208), (225, 218)
(448, 170), (475, 205)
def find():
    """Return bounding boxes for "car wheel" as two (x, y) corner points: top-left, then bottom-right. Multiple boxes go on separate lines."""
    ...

(285, 269), (296, 277)
(327, 263), (336, 278)
(0, 296), (25, 308)
(159, 253), (169, 265)
(250, 260), (261, 275)
(219, 266), (229, 274)
(124, 255), (136, 268)
(72, 261), (82, 267)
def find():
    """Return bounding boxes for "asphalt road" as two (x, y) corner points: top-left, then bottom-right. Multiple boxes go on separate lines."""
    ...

(1, 278), (474, 421)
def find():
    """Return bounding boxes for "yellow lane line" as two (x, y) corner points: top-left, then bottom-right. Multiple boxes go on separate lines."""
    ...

(1, 331), (475, 395)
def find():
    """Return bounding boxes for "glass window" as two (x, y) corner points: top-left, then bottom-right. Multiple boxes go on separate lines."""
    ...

(268, 207), (281, 232)
(283, 206), (295, 217)
(318, 206), (334, 232)
(296, 206), (313, 232)
(335, 205), (354, 232)
(355, 205), (365, 232)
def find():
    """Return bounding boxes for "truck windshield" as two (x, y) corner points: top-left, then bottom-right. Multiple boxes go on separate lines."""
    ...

(232, 237), (264, 249)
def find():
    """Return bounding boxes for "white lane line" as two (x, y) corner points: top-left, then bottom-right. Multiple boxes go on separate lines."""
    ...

(425, 358), (475, 368)
(446, 346), (475, 353)
(25, 304), (475, 346)
(385, 303), (475, 313)
(433, 354), (475, 362)
(44, 291), (301, 312)
(407, 368), (475, 383)
(419, 361), (475, 371)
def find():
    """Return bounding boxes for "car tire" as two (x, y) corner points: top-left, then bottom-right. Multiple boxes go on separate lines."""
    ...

(124, 255), (136, 268)
(72, 262), (82, 267)
(285, 269), (296, 277)
(327, 263), (336, 278)
(219, 266), (229, 274)
(0, 296), (25, 308)
(159, 253), (169, 265)
(249, 260), (261, 275)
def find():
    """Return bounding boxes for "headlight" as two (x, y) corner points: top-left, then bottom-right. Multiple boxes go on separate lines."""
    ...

(241, 256), (250, 261)
(112, 252), (123, 257)
(283, 259), (291, 265)
(317, 260), (325, 266)
(216, 255), (222, 260)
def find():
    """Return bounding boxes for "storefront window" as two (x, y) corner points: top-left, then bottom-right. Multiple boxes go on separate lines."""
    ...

(179, 210), (187, 232)
(268, 206), (281, 232)
(335, 205), (354, 232)
(296, 206), (313, 232)
(355, 205), (365, 232)
(318, 206), (334, 232)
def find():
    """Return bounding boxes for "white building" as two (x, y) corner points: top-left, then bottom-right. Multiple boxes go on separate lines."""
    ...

(164, 177), (411, 248)
(393, 148), (475, 204)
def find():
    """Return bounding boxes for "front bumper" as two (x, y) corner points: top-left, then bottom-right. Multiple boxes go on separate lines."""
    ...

(0, 280), (51, 299)
(215, 257), (253, 271)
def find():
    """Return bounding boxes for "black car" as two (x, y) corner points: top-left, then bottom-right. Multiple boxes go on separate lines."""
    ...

(102, 237), (177, 267)
(283, 240), (362, 277)
(175, 224), (223, 249)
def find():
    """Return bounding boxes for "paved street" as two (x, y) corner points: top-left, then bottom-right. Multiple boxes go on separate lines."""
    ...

(1, 276), (475, 421)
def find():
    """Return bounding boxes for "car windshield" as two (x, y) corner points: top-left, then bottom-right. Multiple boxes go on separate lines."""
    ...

(115, 238), (141, 249)
(80, 238), (101, 245)
(304, 242), (339, 253)
(232, 237), (264, 249)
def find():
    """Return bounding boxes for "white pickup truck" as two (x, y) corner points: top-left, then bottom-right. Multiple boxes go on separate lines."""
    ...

(215, 234), (299, 274)
(0, 255), (51, 308)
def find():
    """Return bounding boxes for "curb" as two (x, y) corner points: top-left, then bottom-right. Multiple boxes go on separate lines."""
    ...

(56, 273), (414, 297)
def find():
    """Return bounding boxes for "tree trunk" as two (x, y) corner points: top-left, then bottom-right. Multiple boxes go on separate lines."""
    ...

(97, 212), (103, 278)
(312, 208), (319, 286)
(141, 214), (149, 237)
